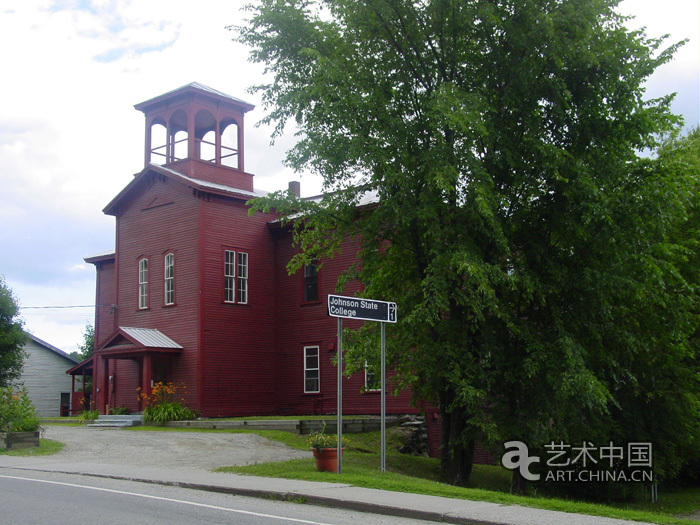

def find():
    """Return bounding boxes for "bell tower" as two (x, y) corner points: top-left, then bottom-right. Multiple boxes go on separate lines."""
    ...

(134, 82), (256, 191)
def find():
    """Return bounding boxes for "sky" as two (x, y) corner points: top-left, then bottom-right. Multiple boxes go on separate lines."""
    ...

(0, 0), (698, 354)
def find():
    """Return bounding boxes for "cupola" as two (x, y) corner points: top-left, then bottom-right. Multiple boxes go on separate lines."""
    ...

(134, 82), (256, 191)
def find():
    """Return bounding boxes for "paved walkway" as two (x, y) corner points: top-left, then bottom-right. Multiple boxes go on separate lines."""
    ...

(0, 426), (663, 525)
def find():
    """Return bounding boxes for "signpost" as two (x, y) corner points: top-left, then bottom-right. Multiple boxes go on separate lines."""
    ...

(328, 295), (397, 473)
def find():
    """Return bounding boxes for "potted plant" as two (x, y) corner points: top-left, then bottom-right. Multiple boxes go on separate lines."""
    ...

(307, 423), (348, 472)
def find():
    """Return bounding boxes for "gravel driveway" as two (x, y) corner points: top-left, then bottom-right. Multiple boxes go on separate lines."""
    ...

(40, 425), (308, 471)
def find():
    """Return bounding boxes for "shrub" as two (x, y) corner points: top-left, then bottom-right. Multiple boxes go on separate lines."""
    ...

(79, 409), (99, 422)
(111, 406), (130, 415)
(0, 386), (40, 432)
(139, 382), (196, 423)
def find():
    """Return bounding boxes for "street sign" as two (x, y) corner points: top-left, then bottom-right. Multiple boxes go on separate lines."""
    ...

(329, 294), (398, 474)
(327, 295), (397, 323)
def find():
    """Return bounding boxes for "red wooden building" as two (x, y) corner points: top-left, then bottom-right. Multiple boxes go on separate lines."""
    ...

(84, 83), (418, 418)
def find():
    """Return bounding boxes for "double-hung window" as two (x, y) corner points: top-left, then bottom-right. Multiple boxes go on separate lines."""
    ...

(304, 260), (318, 302)
(138, 258), (148, 309)
(304, 346), (320, 393)
(164, 253), (174, 305)
(225, 250), (249, 304)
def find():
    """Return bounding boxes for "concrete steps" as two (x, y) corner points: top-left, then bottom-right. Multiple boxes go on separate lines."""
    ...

(88, 414), (143, 428)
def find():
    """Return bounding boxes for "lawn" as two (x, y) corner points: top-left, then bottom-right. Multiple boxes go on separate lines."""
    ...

(210, 427), (700, 525)
(0, 439), (64, 456)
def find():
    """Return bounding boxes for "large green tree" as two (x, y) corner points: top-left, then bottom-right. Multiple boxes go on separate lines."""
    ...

(237, 0), (698, 486)
(0, 276), (26, 387)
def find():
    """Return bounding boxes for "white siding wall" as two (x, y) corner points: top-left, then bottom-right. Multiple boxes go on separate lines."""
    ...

(19, 339), (76, 417)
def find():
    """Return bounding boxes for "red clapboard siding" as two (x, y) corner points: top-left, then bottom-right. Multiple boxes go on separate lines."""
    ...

(198, 194), (278, 416)
(272, 227), (418, 417)
(111, 174), (202, 409)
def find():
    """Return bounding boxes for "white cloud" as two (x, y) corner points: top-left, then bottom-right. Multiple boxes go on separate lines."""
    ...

(0, 0), (696, 353)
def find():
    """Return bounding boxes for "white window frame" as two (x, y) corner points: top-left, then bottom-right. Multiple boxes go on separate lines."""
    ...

(225, 250), (249, 304)
(304, 346), (320, 393)
(237, 252), (248, 304)
(164, 253), (174, 305)
(138, 258), (148, 309)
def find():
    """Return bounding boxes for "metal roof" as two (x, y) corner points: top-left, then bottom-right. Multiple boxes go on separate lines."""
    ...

(120, 327), (183, 349)
(134, 82), (255, 113)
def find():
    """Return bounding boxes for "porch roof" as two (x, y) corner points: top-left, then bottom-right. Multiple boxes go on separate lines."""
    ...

(97, 327), (183, 359)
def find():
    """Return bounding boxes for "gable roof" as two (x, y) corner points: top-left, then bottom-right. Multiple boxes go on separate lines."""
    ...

(103, 164), (268, 216)
(26, 333), (79, 364)
(97, 327), (183, 358)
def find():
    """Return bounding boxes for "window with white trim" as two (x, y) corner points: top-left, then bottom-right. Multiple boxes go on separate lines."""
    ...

(164, 253), (174, 305)
(138, 258), (148, 309)
(304, 346), (320, 393)
(237, 252), (248, 304)
(225, 250), (249, 304)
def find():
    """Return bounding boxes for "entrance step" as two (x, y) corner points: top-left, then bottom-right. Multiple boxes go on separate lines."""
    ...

(87, 414), (144, 428)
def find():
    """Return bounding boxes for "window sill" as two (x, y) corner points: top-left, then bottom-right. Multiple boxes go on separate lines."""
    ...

(301, 300), (322, 307)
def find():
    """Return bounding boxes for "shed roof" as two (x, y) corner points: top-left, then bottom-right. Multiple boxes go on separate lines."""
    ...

(120, 327), (183, 349)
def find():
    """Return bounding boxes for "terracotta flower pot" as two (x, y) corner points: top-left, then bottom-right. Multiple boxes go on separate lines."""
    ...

(311, 447), (344, 472)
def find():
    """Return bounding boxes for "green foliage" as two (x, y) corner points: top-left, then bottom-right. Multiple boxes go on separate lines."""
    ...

(306, 423), (349, 449)
(143, 402), (196, 424)
(237, 0), (700, 487)
(79, 409), (99, 422)
(140, 382), (196, 423)
(110, 405), (130, 415)
(0, 276), (26, 387)
(70, 322), (95, 362)
(0, 386), (40, 432)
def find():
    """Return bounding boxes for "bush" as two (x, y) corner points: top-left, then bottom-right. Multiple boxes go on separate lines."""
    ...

(139, 382), (196, 423)
(0, 386), (40, 432)
(111, 406), (130, 415)
(79, 409), (99, 422)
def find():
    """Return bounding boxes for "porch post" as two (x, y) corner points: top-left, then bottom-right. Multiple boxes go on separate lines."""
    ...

(101, 356), (110, 414)
(142, 353), (152, 402)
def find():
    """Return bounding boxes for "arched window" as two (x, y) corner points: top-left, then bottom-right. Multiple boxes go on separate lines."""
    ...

(164, 253), (174, 305)
(195, 109), (216, 163)
(169, 110), (188, 162)
(148, 121), (167, 164)
(220, 119), (239, 169)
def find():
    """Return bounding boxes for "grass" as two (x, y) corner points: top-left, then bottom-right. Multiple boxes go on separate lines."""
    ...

(207, 427), (700, 525)
(38, 421), (700, 523)
(0, 439), (64, 456)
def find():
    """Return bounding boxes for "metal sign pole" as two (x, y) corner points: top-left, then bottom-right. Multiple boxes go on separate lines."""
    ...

(381, 321), (386, 472)
(337, 317), (343, 474)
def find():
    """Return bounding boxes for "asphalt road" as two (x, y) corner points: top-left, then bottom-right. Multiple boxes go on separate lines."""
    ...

(0, 470), (440, 525)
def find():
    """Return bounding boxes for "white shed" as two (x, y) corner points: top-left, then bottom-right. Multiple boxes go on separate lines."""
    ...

(19, 334), (79, 417)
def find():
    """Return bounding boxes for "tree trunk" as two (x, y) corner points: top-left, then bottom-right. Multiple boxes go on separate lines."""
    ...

(440, 401), (475, 486)
(511, 469), (530, 495)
